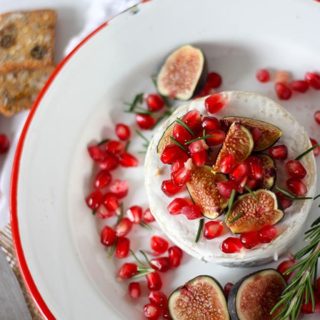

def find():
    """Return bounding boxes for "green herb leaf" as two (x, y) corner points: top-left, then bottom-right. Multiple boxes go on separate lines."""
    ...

(228, 211), (244, 224)
(295, 144), (320, 161)
(275, 186), (313, 201)
(125, 92), (144, 112)
(195, 218), (204, 243)
(175, 118), (194, 135)
(170, 136), (187, 151)
(139, 221), (152, 230)
(225, 189), (236, 221)
(185, 134), (213, 145)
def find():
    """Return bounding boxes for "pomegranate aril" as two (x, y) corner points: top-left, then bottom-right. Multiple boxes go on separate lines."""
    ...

(310, 138), (320, 156)
(162, 309), (172, 320)
(136, 113), (156, 130)
(230, 163), (249, 182)
(246, 178), (259, 190)
(221, 237), (243, 253)
(275, 70), (291, 84)
(0, 134), (10, 154)
(109, 179), (128, 198)
(150, 236), (169, 254)
(224, 282), (234, 298)
(143, 208), (155, 223)
(119, 152), (139, 167)
(150, 257), (170, 272)
(268, 145), (288, 160)
(146, 272), (162, 291)
(305, 72), (320, 90)
(258, 225), (277, 243)
(146, 93), (165, 112)
(96, 205), (115, 219)
(314, 111), (320, 125)
(202, 116), (221, 131)
(206, 129), (226, 146)
(285, 160), (306, 179)
(240, 231), (260, 249)
(105, 140), (125, 155)
(116, 217), (133, 237)
(180, 203), (203, 220)
(127, 205), (143, 224)
(161, 144), (188, 164)
(115, 237), (130, 259)
(195, 83), (212, 98)
(277, 259), (295, 281)
(128, 282), (141, 299)
(188, 140), (208, 154)
(143, 303), (162, 319)
(161, 179), (183, 196)
(94, 170), (112, 189)
(205, 93), (226, 114)
(85, 190), (103, 210)
(256, 69), (270, 83)
(217, 180), (238, 199)
(100, 226), (117, 246)
(276, 192), (293, 210)
(98, 153), (119, 171)
(290, 80), (309, 93)
(247, 157), (263, 180)
(207, 72), (222, 88)
(118, 263), (138, 279)
(275, 82), (292, 100)
(173, 123), (192, 144)
(167, 198), (192, 215)
(168, 246), (183, 268)
(204, 221), (224, 239)
(87, 145), (106, 162)
(301, 296), (320, 314)
(182, 110), (202, 133)
(171, 166), (191, 186)
(115, 123), (131, 141)
(171, 160), (184, 174)
(103, 193), (119, 212)
(219, 154), (236, 174)
(287, 178), (307, 196)
(191, 150), (207, 167)
(149, 291), (168, 308)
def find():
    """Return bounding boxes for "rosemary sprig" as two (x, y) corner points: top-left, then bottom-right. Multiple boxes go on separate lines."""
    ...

(295, 144), (320, 161)
(124, 93), (144, 112)
(228, 211), (244, 224)
(244, 186), (257, 199)
(275, 186), (313, 201)
(195, 218), (204, 243)
(225, 189), (236, 221)
(271, 217), (320, 320)
(175, 118), (194, 136)
(185, 134), (213, 145)
(139, 221), (152, 230)
(136, 130), (150, 153)
(170, 137), (187, 151)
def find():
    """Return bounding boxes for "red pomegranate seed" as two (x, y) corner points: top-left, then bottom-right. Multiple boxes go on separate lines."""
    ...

(277, 259), (295, 281)
(168, 246), (183, 268)
(256, 69), (270, 83)
(151, 236), (169, 254)
(305, 72), (320, 89)
(221, 237), (243, 253)
(87, 145), (106, 162)
(98, 153), (119, 171)
(314, 111), (320, 125)
(287, 178), (307, 196)
(146, 272), (162, 291)
(204, 221), (224, 239)
(149, 291), (168, 308)
(161, 179), (183, 196)
(85, 190), (103, 210)
(105, 140), (125, 155)
(0, 134), (10, 154)
(219, 154), (236, 174)
(128, 282), (141, 299)
(115, 237), (130, 259)
(162, 308), (172, 319)
(188, 140), (208, 154)
(258, 225), (277, 243)
(247, 157), (263, 180)
(119, 152), (139, 167)
(276, 192), (293, 210)
(275, 82), (292, 100)
(268, 145), (288, 160)
(301, 296), (320, 314)
(173, 123), (192, 144)
(127, 205), (143, 224)
(205, 93), (226, 114)
(206, 129), (226, 146)
(207, 72), (222, 88)
(310, 138), (320, 156)
(161, 144), (188, 164)
(100, 226), (117, 246)
(230, 163), (249, 182)
(94, 170), (112, 189)
(275, 70), (291, 84)
(171, 166), (191, 186)
(290, 80), (309, 93)
(217, 180), (238, 199)
(167, 198), (192, 215)
(150, 257), (170, 272)
(115, 123), (131, 141)
(118, 263), (138, 279)
(223, 282), (234, 299)
(143, 303), (162, 319)
(191, 150), (207, 167)
(180, 204), (203, 220)
(246, 178), (259, 190)
(285, 160), (306, 179)
(96, 205), (115, 219)
(146, 94), (165, 112)
(171, 160), (184, 174)
(116, 218), (133, 237)
(202, 116), (221, 131)
(136, 113), (156, 130)
(109, 179), (128, 198)
(182, 110), (202, 133)
(240, 231), (260, 249)
(196, 83), (212, 98)
(250, 127), (262, 144)
(103, 193), (119, 212)
(143, 208), (155, 223)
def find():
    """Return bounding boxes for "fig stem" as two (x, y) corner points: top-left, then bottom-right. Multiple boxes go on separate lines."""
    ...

(295, 144), (320, 160)
(175, 118), (194, 136)
(195, 218), (204, 243)
(170, 137), (187, 151)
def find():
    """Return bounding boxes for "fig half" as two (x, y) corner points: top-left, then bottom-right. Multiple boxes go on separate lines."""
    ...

(221, 117), (282, 151)
(225, 189), (283, 233)
(157, 45), (207, 100)
(228, 269), (286, 320)
(258, 154), (276, 189)
(169, 275), (230, 320)
(187, 166), (228, 219)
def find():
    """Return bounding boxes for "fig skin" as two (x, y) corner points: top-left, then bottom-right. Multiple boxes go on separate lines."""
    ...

(157, 121), (175, 155)
(258, 154), (276, 189)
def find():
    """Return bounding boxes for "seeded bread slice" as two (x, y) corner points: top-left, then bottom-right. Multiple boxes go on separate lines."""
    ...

(0, 10), (56, 72)
(0, 65), (54, 116)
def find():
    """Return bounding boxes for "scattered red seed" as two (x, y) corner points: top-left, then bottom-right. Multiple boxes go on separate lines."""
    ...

(224, 282), (234, 298)
(150, 257), (170, 272)
(314, 111), (320, 125)
(146, 272), (162, 291)
(202, 116), (221, 131)
(207, 72), (222, 88)
(118, 263), (138, 279)
(240, 231), (260, 249)
(103, 193), (119, 212)
(188, 140), (208, 154)
(275, 70), (291, 84)
(143, 208), (155, 223)
(287, 178), (307, 196)
(268, 145), (288, 160)
(168, 246), (183, 268)
(301, 295), (320, 314)
(115, 237), (130, 259)
(191, 150), (207, 167)
(247, 156), (263, 180)
(258, 225), (277, 243)
(221, 237), (243, 253)
(100, 226), (117, 246)
(167, 198), (192, 215)
(161, 179), (183, 196)
(217, 180), (238, 199)
(276, 192), (293, 210)
(98, 153), (119, 171)
(115, 123), (131, 140)
(230, 163), (249, 182)
(180, 203), (203, 220)
(219, 154), (236, 174)
(96, 205), (115, 219)
(182, 110), (202, 133)
(127, 205), (143, 224)
(149, 291), (168, 308)
(94, 170), (112, 189)
(0, 134), (10, 154)
(275, 82), (292, 100)
(171, 166), (191, 186)
(109, 179), (128, 198)
(206, 129), (226, 146)
(171, 160), (184, 174)
(173, 123), (192, 144)
(85, 190), (103, 210)
(310, 138), (320, 156)
(285, 160), (306, 179)
(305, 72), (320, 90)
(205, 93), (226, 114)
(161, 144), (188, 164)
(143, 303), (162, 319)
(115, 218), (133, 237)
(146, 94), (165, 112)
(136, 113), (156, 130)
(151, 236), (169, 254)
(203, 221), (224, 239)
(256, 69), (270, 83)
(105, 140), (125, 155)
(290, 80), (309, 93)
(128, 282), (141, 299)
(88, 145), (106, 162)
(119, 152), (139, 167)
(277, 259), (295, 281)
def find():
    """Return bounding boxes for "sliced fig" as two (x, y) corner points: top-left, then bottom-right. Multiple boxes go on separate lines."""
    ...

(187, 166), (228, 219)
(157, 122), (174, 155)
(228, 269), (286, 320)
(169, 275), (230, 320)
(225, 189), (283, 234)
(221, 117), (282, 151)
(258, 154), (276, 189)
(214, 123), (254, 173)
(157, 45), (207, 100)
